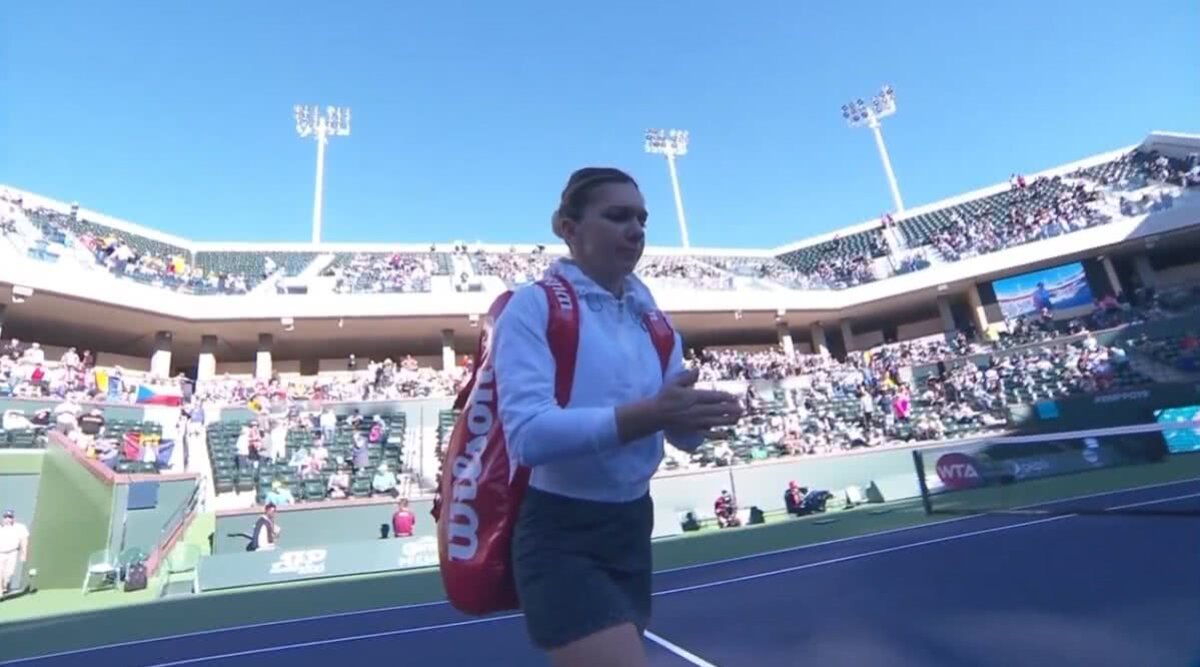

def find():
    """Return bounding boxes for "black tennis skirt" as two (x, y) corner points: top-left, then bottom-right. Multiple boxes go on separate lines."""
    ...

(512, 486), (654, 650)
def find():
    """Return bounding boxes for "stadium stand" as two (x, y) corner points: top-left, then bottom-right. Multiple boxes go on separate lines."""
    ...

(2, 139), (1200, 667)
(322, 252), (450, 293)
(776, 227), (889, 288)
(1, 131), (1200, 639)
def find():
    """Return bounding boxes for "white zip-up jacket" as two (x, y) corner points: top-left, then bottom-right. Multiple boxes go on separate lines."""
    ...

(493, 259), (705, 503)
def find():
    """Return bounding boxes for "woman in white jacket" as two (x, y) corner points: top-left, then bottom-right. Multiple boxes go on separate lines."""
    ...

(493, 167), (744, 666)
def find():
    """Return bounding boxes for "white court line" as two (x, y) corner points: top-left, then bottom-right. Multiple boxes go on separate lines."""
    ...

(131, 490), (1200, 667)
(655, 475), (1200, 576)
(652, 490), (1200, 598)
(645, 630), (720, 667)
(5, 476), (1198, 666)
(142, 613), (524, 667)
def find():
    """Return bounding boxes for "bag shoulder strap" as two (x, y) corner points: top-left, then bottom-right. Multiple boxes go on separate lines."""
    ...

(534, 277), (581, 407)
(451, 290), (513, 411)
(451, 279), (582, 411)
(643, 309), (675, 375)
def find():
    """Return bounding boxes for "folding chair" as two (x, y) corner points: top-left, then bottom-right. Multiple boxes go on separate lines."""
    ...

(158, 544), (201, 598)
(82, 549), (119, 594)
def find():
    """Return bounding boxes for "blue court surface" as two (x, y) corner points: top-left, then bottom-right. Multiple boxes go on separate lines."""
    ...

(9, 479), (1200, 667)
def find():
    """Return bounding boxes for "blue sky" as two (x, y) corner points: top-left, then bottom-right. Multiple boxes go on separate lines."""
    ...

(2, 1), (1196, 249)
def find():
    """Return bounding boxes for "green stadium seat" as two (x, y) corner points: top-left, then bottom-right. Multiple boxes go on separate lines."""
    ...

(303, 478), (325, 500)
(235, 475), (255, 493)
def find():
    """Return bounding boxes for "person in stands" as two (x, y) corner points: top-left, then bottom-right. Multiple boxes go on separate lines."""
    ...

(493, 167), (744, 666)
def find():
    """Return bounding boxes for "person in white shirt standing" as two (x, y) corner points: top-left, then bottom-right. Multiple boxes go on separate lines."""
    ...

(0, 509), (30, 595)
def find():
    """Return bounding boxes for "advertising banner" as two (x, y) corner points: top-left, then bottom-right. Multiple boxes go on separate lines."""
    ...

(197, 535), (438, 592)
(931, 431), (1168, 493)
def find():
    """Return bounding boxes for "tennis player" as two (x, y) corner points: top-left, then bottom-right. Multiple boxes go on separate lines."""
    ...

(493, 167), (744, 666)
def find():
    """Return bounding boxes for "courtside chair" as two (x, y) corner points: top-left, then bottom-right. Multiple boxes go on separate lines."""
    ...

(159, 543), (201, 598)
(82, 549), (119, 594)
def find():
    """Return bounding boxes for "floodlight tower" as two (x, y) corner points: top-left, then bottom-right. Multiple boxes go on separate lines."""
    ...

(841, 85), (905, 213)
(644, 128), (692, 248)
(295, 105), (352, 245)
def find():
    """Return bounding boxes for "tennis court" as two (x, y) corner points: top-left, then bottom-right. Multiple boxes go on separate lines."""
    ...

(8, 475), (1199, 667)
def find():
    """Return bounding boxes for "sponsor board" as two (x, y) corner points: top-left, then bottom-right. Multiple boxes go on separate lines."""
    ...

(397, 536), (439, 569)
(1005, 457), (1053, 480)
(269, 549), (328, 576)
(935, 452), (982, 489)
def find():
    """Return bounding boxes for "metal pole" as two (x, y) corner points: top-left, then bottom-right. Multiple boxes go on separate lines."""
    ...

(869, 119), (905, 213)
(664, 152), (691, 249)
(311, 125), (328, 245)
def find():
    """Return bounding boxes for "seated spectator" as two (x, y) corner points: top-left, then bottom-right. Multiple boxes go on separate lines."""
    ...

(265, 481), (295, 506)
(309, 440), (330, 472)
(372, 462), (400, 497)
(78, 409), (105, 437)
(288, 445), (313, 476)
(327, 466), (351, 499)
(951, 402), (978, 423)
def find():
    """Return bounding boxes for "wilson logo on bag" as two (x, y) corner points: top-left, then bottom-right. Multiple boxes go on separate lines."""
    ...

(433, 276), (674, 615)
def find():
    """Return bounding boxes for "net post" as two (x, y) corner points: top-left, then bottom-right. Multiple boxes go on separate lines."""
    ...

(912, 449), (933, 515)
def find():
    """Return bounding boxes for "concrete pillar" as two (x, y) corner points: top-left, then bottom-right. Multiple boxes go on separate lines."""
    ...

(810, 323), (828, 357)
(441, 329), (456, 371)
(1100, 256), (1123, 297)
(197, 335), (218, 386)
(967, 285), (990, 337)
(840, 319), (855, 353)
(775, 320), (795, 358)
(255, 334), (274, 381)
(1134, 254), (1157, 289)
(936, 295), (956, 340)
(150, 330), (173, 378)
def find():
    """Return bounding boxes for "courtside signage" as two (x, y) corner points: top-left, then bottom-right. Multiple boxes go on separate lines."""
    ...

(935, 452), (982, 489)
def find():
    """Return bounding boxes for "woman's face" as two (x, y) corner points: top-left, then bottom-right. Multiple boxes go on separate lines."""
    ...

(562, 182), (647, 289)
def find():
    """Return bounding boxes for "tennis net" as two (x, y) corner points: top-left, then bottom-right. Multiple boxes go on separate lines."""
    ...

(911, 420), (1200, 517)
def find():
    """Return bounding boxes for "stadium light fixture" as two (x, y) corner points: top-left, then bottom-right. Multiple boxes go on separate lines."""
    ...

(295, 105), (352, 245)
(644, 128), (692, 248)
(841, 85), (905, 213)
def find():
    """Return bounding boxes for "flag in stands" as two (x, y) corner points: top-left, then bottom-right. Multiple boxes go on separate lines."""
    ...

(121, 432), (143, 461)
(155, 439), (175, 468)
(135, 385), (183, 407)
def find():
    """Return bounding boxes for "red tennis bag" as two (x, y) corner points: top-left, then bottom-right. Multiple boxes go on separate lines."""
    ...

(433, 275), (676, 616)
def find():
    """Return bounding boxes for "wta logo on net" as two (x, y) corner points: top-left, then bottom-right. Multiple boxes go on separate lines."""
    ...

(935, 452), (983, 489)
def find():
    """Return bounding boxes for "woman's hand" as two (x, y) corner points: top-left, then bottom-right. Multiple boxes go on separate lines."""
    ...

(614, 369), (744, 444)
(653, 368), (744, 432)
